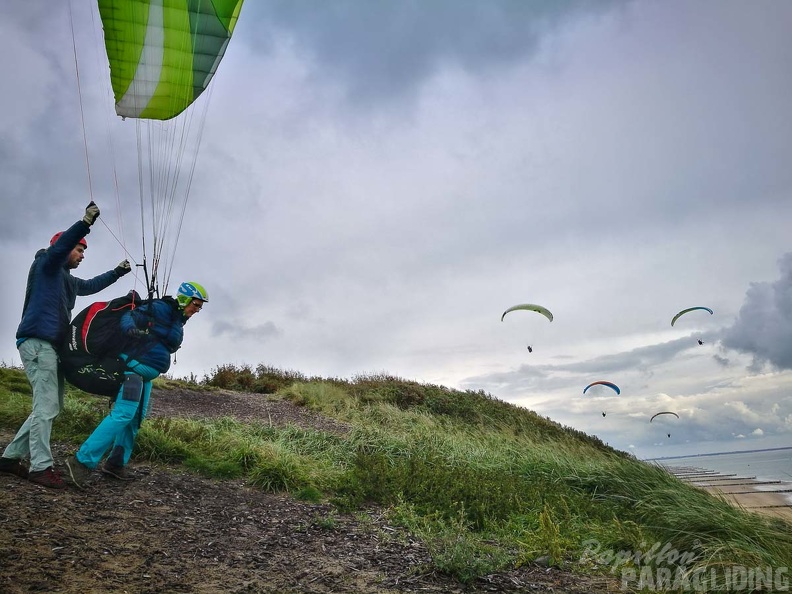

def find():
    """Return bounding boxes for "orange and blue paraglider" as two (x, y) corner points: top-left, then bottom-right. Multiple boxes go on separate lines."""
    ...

(583, 381), (620, 395)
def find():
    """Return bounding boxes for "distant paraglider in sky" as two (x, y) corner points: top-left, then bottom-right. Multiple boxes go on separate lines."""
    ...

(650, 411), (679, 439)
(650, 411), (679, 423)
(698, 339), (704, 346)
(502, 304), (552, 352)
(583, 381), (621, 395)
(501, 304), (553, 323)
(671, 307), (714, 327)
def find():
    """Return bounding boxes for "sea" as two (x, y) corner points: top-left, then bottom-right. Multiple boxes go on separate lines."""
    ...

(647, 447), (792, 484)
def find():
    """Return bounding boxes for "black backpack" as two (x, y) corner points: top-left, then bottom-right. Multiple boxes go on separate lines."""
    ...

(61, 290), (143, 397)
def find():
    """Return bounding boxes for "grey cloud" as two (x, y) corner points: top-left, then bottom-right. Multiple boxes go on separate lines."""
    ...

(212, 320), (282, 342)
(548, 333), (722, 378)
(243, 0), (629, 106)
(461, 333), (720, 400)
(712, 354), (730, 368)
(555, 338), (694, 376)
(721, 253), (792, 372)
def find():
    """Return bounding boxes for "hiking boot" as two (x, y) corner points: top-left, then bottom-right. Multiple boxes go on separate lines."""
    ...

(27, 467), (66, 489)
(65, 455), (93, 489)
(100, 461), (134, 481)
(0, 457), (29, 479)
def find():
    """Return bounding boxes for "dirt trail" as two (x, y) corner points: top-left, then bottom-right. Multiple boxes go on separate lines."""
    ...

(0, 388), (616, 593)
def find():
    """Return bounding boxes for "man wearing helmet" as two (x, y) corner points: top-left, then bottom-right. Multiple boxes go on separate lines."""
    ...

(0, 203), (132, 489)
(66, 282), (207, 486)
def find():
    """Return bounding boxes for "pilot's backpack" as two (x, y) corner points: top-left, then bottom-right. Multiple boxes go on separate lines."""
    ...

(60, 290), (143, 397)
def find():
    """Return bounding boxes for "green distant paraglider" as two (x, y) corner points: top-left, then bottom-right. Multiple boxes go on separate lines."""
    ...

(583, 381), (620, 395)
(502, 304), (553, 352)
(501, 304), (553, 323)
(671, 307), (713, 327)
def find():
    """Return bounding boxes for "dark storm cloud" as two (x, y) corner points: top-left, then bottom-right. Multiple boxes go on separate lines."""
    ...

(243, 0), (629, 105)
(721, 253), (792, 372)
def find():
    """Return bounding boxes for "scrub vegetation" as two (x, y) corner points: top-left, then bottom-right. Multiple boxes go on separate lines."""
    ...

(1, 363), (790, 592)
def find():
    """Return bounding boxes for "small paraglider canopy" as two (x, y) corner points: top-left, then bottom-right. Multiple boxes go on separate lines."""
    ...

(650, 411), (679, 423)
(583, 381), (620, 395)
(671, 307), (713, 327)
(501, 304), (553, 323)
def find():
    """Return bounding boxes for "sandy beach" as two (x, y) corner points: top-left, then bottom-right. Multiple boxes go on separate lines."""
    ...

(665, 466), (792, 522)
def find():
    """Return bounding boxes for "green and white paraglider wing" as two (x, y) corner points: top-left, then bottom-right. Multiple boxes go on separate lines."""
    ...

(94, 0), (245, 299)
(670, 307), (713, 327)
(501, 304), (553, 323)
(98, 0), (244, 120)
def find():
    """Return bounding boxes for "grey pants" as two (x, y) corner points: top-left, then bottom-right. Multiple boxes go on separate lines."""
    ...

(3, 339), (65, 472)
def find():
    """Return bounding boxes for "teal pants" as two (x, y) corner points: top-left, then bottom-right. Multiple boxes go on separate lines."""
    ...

(3, 339), (65, 472)
(76, 358), (158, 469)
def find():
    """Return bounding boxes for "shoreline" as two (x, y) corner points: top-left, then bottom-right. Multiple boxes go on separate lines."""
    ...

(665, 465), (792, 521)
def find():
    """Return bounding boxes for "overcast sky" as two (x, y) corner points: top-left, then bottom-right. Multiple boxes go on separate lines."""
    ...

(2, 1), (791, 459)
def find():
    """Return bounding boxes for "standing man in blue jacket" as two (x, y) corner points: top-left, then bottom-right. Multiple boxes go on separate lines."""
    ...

(0, 203), (132, 489)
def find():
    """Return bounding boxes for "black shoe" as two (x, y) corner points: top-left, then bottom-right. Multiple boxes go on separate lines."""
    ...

(0, 457), (29, 479)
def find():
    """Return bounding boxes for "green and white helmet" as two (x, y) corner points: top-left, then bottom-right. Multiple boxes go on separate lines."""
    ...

(176, 281), (209, 308)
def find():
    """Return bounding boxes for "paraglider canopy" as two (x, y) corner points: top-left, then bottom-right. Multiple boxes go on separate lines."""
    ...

(501, 304), (553, 323)
(671, 307), (713, 327)
(99, 0), (245, 121)
(583, 381), (620, 395)
(92, 0), (245, 298)
(650, 411), (679, 422)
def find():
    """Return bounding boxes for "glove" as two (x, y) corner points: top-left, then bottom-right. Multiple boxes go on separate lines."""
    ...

(115, 259), (132, 276)
(126, 328), (149, 338)
(83, 201), (100, 226)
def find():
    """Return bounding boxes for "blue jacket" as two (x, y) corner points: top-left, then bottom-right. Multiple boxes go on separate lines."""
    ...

(16, 220), (124, 346)
(120, 297), (185, 374)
